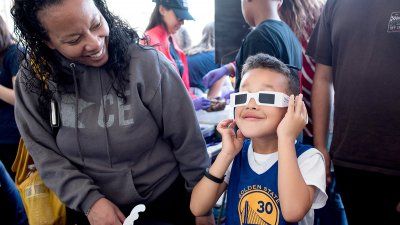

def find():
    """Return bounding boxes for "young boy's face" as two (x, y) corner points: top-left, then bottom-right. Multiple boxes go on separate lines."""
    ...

(235, 68), (289, 139)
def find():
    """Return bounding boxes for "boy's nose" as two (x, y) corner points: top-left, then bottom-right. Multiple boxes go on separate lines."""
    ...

(246, 98), (257, 109)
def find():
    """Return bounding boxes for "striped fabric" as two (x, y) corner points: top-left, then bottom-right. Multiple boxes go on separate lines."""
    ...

(299, 31), (316, 138)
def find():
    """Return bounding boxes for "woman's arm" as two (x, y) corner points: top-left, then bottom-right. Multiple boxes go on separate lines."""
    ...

(0, 76), (16, 105)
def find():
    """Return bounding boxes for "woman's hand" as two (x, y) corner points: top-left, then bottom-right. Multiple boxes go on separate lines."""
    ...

(216, 119), (245, 159)
(277, 94), (308, 142)
(87, 198), (126, 225)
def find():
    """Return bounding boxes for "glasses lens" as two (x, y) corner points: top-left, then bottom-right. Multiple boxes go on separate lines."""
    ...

(259, 93), (275, 104)
(235, 93), (247, 105)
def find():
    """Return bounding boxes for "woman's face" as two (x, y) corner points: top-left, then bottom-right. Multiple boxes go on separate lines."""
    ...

(38, 0), (110, 67)
(159, 6), (184, 34)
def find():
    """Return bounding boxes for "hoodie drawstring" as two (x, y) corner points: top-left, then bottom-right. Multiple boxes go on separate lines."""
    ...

(98, 69), (113, 168)
(70, 63), (86, 167)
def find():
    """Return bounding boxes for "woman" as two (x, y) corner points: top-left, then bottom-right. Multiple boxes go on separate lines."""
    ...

(12, 0), (209, 224)
(279, 1), (348, 225)
(145, 0), (211, 111)
(185, 22), (233, 99)
(0, 15), (21, 177)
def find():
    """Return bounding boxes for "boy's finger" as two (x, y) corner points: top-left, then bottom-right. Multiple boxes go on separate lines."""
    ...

(295, 94), (303, 115)
(302, 102), (309, 124)
(228, 120), (236, 129)
(287, 95), (295, 114)
(236, 129), (245, 140)
(217, 119), (238, 139)
(217, 119), (233, 129)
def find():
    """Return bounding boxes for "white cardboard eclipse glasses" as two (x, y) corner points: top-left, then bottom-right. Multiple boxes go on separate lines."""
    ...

(230, 91), (289, 108)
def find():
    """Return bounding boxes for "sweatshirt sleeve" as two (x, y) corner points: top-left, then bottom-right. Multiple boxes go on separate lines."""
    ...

(146, 52), (210, 190)
(14, 69), (104, 213)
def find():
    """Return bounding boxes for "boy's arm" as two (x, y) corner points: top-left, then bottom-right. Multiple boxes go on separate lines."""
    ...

(277, 95), (314, 222)
(190, 119), (245, 216)
(278, 140), (316, 222)
(190, 152), (230, 216)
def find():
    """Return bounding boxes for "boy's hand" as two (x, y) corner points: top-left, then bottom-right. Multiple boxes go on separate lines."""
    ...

(277, 94), (308, 142)
(216, 119), (245, 158)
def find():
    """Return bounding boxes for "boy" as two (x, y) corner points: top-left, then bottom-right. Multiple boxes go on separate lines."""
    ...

(191, 54), (327, 225)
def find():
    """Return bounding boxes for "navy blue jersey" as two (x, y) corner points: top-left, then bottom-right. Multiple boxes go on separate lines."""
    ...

(226, 140), (311, 225)
(187, 51), (219, 92)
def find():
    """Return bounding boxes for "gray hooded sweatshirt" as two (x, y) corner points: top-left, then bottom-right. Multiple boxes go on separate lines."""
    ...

(14, 45), (209, 213)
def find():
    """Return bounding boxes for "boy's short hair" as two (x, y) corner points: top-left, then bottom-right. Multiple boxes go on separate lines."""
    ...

(241, 53), (300, 95)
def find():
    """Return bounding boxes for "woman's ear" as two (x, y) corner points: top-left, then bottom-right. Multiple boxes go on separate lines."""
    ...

(159, 5), (166, 16)
(277, 0), (283, 9)
(45, 40), (56, 50)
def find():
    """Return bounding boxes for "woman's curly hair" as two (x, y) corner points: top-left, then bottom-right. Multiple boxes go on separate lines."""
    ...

(11, 0), (140, 118)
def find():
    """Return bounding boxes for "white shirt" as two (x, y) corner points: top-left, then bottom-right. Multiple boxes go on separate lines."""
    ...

(224, 141), (327, 225)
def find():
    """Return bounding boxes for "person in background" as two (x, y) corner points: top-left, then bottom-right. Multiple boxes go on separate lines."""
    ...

(0, 160), (28, 225)
(307, 0), (400, 224)
(12, 0), (210, 224)
(279, 1), (348, 224)
(145, 0), (211, 111)
(0, 15), (21, 178)
(202, 0), (302, 93)
(185, 22), (233, 100)
(173, 26), (192, 52)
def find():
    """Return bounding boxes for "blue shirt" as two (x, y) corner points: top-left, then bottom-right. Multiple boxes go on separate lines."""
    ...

(0, 44), (21, 144)
(169, 37), (184, 77)
(187, 51), (219, 92)
(226, 140), (311, 225)
(235, 20), (302, 91)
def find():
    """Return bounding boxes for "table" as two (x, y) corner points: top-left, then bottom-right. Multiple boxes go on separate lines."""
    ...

(207, 142), (222, 159)
(196, 106), (233, 160)
(196, 105), (234, 125)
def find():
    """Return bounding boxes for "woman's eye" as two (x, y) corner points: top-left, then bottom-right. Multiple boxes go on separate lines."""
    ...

(66, 37), (81, 45)
(92, 22), (101, 30)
